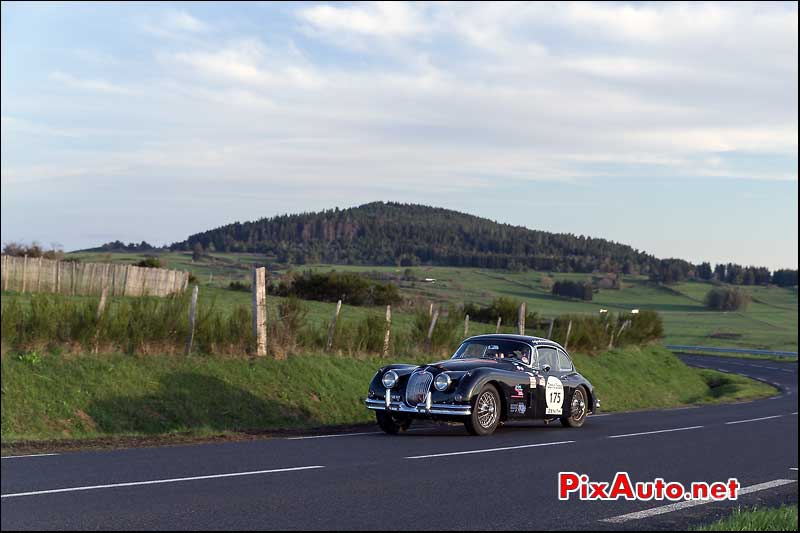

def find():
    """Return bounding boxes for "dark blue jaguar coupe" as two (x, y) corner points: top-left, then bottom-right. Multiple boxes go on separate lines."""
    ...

(365, 334), (598, 436)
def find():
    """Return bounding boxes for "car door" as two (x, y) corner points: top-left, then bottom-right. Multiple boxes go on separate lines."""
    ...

(536, 346), (569, 418)
(504, 343), (537, 419)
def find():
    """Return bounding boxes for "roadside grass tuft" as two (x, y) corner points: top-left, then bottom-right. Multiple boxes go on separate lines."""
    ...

(692, 505), (798, 531)
(696, 369), (778, 402)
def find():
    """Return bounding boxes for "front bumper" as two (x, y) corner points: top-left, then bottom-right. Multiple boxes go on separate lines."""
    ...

(365, 398), (472, 417)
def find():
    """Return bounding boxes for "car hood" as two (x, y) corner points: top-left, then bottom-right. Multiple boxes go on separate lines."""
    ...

(427, 358), (525, 373)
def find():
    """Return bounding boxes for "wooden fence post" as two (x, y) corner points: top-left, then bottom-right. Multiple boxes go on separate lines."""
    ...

(2, 255), (8, 291)
(111, 265), (117, 296)
(71, 261), (76, 295)
(252, 267), (267, 357)
(186, 285), (199, 355)
(428, 302), (433, 317)
(547, 318), (554, 339)
(21, 254), (28, 293)
(426, 308), (440, 347)
(96, 286), (108, 319)
(517, 302), (526, 335)
(326, 299), (342, 352)
(93, 286), (109, 353)
(104, 264), (111, 296)
(464, 314), (470, 337)
(122, 265), (130, 296)
(35, 257), (42, 292)
(86, 263), (93, 295)
(382, 305), (392, 357)
(138, 266), (145, 297)
(495, 316), (502, 333)
(564, 320), (573, 350)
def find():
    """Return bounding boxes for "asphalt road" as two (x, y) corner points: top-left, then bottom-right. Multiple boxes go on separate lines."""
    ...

(2, 354), (797, 531)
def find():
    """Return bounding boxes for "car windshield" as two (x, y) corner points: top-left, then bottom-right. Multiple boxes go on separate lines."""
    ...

(452, 340), (532, 365)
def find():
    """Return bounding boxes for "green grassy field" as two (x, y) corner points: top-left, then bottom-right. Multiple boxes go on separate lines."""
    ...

(63, 252), (797, 352)
(692, 505), (798, 531)
(0, 346), (776, 445)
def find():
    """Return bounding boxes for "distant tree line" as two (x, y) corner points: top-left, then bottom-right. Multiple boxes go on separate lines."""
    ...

(650, 259), (796, 287)
(270, 271), (402, 307)
(2, 242), (66, 260)
(771, 269), (798, 287)
(552, 280), (593, 301)
(93, 240), (162, 252)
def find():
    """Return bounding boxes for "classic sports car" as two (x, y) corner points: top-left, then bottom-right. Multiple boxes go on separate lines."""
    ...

(365, 334), (598, 436)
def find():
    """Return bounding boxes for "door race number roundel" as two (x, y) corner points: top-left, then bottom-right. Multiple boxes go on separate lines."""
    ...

(545, 376), (564, 415)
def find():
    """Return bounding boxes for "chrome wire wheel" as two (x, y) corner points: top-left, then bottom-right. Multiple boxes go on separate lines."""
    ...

(570, 388), (586, 421)
(561, 386), (589, 428)
(476, 391), (498, 428)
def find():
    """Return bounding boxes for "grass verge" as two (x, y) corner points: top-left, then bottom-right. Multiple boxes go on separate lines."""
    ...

(675, 350), (798, 363)
(1, 346), (777, 451)
(692, 505), (798, 531)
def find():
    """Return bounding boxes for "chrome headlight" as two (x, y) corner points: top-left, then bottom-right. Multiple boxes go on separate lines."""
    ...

(434, 373), (452, 391)
(381, 370), (399, 389)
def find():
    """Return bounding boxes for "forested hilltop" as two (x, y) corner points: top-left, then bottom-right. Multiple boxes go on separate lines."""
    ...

(171, 202), (652, 273)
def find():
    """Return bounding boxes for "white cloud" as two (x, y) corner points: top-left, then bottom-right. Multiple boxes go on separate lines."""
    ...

(298, 2), (429, 37)
(163, 39), (325, 90)
(49, 71), (133, 95)
(140, 9), (211, 40)
(166, 10), (209, 33)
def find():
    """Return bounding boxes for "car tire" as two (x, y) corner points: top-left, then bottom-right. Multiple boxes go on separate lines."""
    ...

(560, 386), (589, 428)
(465, 384), (502, 436)
(376, 411), (412, 435)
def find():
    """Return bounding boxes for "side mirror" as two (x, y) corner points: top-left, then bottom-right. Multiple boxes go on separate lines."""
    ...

(542, 364), (551, 373)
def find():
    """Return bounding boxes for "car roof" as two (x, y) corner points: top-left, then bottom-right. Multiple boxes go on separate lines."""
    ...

(462, 333), (566, 351)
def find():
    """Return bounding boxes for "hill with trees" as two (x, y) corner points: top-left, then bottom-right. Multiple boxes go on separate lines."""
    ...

(169, 202), (797, 284)
(172, 202), (653, 273)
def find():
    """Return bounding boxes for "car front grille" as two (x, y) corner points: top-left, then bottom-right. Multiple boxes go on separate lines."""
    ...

(405, 371), (433, 407)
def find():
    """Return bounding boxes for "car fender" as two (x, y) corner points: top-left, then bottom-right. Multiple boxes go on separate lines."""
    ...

(456, 367), (528, 405)
(369, 364), (419, 391)
(563, 377), (597, 415)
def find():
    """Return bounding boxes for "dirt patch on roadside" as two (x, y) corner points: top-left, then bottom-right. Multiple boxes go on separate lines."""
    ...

(1, 423), (379, 456)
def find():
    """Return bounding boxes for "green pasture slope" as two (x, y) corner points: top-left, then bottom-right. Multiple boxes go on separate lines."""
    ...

(63, 252), (798, 352)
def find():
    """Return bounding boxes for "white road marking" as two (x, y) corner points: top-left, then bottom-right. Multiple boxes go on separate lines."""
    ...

(725, 415), (783, 425)
(286, 432), (383, 440)
(406, 440), (574, 459)
(791, 467), (798, 471)
(1, 454), (60, 460)
(0, 465), (325, 499)
(600, 479), (797, 524)
(608, 426), (703, 439)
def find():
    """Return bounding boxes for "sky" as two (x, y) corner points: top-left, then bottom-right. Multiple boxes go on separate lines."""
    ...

(1, 1), (797, 269)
